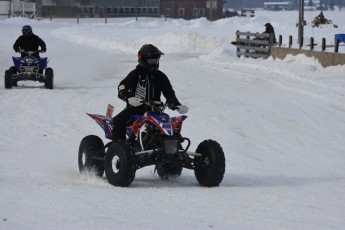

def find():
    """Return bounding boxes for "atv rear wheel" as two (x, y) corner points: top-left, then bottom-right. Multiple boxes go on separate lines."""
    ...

(156, 164), (183, 180)
(78, 135), (105, 177)
(104, 141), (136, 187)
(194, 140), (225, 187)
(45, 67), (54, 89)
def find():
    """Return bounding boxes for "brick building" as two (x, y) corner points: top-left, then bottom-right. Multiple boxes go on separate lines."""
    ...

(33, 0), (224, 20)
(161, 0), (224, 20)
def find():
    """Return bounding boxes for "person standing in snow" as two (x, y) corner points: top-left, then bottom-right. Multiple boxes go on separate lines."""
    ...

(263, 23), (277, 44)
(13, 25), (46, 58)
(112, 44), (188, 141)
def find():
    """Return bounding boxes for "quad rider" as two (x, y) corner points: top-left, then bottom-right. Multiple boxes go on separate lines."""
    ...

(315, 11), (326, 24)
(13, 25), (46, 58)
(312, 11), (333, 27)
(112, 44), (188, 141)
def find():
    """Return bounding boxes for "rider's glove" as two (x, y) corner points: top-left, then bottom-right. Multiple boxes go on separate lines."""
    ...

(176, 105), (189, 114)
(41, 49), (46, 53)
(118, 88), (129, 101)
(167, 103), (175, 110)
(128, 97), (143, 107)
(14, 48), (20, 53)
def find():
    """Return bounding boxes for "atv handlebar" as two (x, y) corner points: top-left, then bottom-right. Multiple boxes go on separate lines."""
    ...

(18, 49), (45, 55)
(145, 101), (181, 114)
(144, 100), (178, 109)
(126, 99), (177, 113)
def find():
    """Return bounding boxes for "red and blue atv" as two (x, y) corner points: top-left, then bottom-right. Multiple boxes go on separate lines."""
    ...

(78, 101), (225, 187)
(4, 49), (54, 89)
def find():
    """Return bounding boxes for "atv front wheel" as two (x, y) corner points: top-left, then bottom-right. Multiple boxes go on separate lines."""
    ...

(104, 141), (136, 187)
(156, 163), (183, 180)
(45, 67), (54, 89)
(78, 135), (105, 177)
(194, 140), (225, 187)
(4, 68), (14, 89)
(9, 67), (18, 87)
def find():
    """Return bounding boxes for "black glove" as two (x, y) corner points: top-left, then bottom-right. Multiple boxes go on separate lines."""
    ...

(167, 103), (177, 110)
(14, 48), (20, 53)
(41, 49), (46, 53)
(118, 89), (129, 100)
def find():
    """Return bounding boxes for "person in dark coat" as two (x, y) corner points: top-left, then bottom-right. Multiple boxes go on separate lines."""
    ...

(264, 23), (277, 44)
(13, 25), (46, 58)
(316, 11), (326, 24)
(112, 44), (188, 141)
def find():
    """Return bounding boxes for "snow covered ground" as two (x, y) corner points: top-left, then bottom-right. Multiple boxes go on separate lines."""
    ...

(1, 10), (345, 230)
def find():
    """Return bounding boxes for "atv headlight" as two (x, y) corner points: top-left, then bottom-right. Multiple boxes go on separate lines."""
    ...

(24, 57), (35, 64)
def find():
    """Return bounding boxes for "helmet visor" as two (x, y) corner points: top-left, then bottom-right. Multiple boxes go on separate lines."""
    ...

(22, 29), (32, 36)
(146, 58), (160, 65)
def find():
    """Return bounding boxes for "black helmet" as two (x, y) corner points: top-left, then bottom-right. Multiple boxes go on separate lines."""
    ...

(138, 44), (164, 73)
(265, 23), (273, 28)
(22, 25), (32, 36)
(264, 23), (274, 32)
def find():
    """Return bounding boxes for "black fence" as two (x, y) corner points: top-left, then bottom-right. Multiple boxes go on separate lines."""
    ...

(278, 34), (345, 53)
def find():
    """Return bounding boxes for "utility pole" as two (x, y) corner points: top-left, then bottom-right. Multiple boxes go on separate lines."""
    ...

(298, 0), (304, 46)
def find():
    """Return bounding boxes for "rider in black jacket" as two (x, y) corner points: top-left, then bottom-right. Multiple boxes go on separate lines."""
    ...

(112, 44), (188, 141)
(13, 25), (46, 58)
(264, 23), (277, 44)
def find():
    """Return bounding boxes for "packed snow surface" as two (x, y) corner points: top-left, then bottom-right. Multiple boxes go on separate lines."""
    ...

(1, 10), (345, 230)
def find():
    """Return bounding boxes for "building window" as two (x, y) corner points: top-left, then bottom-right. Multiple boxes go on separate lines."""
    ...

(199, 8), (205, 17)
(193, 8), (198, 18)
(153, 7), (158, 14)
(89, 7), (94, 14)
(178, 8), (184, 17)
(165, 8), (171, 16)
(113, 8), (118, 14)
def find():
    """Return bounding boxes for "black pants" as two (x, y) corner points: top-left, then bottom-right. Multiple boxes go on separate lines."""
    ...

(112, 105), (147, 141)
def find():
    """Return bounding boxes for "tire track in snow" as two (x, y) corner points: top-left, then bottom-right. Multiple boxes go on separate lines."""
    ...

(206, 57), (345, 111)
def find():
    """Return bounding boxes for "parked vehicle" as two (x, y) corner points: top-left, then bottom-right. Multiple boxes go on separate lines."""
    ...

(239, 9), (255, 17)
